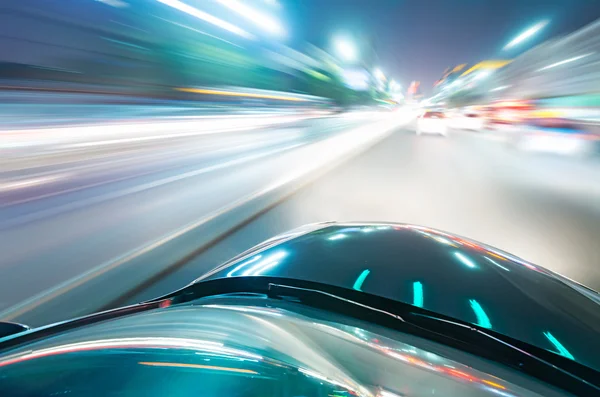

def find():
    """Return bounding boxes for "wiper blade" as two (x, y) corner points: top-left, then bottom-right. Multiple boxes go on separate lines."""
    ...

(163, 277), (599, 395)
(265, 282), (599, 395)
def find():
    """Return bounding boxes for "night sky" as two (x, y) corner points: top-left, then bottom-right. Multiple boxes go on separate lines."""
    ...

(283, 0), (600, 93)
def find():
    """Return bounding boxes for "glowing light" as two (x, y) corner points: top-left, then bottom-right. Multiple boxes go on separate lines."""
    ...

(353, 269), (370, 291)
(484, 257), (510, 271)
(0, 337), (264, 368)
(374, 68), (386, 81)
(217, 0), (285, 37)
(475, 70), (491, 80)
(227, 255), (262, 277)
(454, 252), (477, 269)
(543, 331), (574, 360)
(328, 233), (348, 241)
(491, 85), (511, 92)
(389, 80), (401, 91)
(504, 20), (548, 50)
(203, 305), (283, 317)
(176, 87), (307, 101)
(96, 0), (129, 8)
(469, 299), (492, 329)
(242, 251), (287, 276)
(412, 281), (423, 308)
(435, 237), (457, 246)
(537, 52), (594, 71)
(482, 380), (506, 390)
(139, 361), (258, 374)
(341, 69), (369, 90)
(157, 0), (252, 38)
(299, 368), (355, 391)
(334, 37), (358, 61)
(484, 386), (517, 397)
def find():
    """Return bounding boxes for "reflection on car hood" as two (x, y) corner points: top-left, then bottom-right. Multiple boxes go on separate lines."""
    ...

(197, 222), (600, 372)
(0, 297), (570, 397)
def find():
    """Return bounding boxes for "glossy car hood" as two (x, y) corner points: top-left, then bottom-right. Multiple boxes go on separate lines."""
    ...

(197, 222), (600, 372)
(0, 297), (571, 397)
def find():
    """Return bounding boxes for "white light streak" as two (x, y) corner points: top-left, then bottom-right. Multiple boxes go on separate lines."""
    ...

(157, 0), (252, 38)
(217, 0), (285, 37)
(537, 52), (594, 72)
(504, 20), (548, 50)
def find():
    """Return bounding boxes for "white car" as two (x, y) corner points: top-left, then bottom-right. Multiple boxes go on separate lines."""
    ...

(417, 111), (447, 136)
(454, 112), (484, 131)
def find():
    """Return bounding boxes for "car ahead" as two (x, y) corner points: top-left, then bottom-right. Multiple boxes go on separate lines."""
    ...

(0, 222), (599, 397)
(451, 111), (484, 131)
(417, 110), (447, 136)
(511, 115), (599, 156)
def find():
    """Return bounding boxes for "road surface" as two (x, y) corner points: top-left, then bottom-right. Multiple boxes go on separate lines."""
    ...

(2, 114), (600, 325)
(1, 111), (401, 324)
(130, 122), (600, 303)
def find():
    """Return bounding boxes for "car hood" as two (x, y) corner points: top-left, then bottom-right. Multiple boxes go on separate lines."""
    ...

(0, 296), (572, 397)
(196, 222), (600, 372)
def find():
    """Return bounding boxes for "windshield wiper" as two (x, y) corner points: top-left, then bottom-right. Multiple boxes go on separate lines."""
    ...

(164, 276), (599, 396)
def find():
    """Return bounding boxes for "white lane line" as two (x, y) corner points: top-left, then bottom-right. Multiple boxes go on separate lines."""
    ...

(64, 125), (260, 148)
(0, 114), (317, 148)
(0, 175), (68, 192)
(1, 138), (297, 207)
(1, 142), (304, 228)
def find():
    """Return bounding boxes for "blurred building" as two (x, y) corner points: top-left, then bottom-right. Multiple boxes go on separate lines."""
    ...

(430, 61), (511, 106)
(0, 0), (383, 105)
(487, 18), (600, 104)
(429, 17), (600, 112)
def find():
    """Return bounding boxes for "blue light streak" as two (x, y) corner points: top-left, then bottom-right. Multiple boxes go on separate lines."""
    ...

(413, 281), (423, 308)
(543, 331), (574, 360)
(469, 299), (492, 329)
(353, 269), (370, 291)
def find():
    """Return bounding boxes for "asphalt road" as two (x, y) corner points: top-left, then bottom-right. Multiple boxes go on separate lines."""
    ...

(130, 123), (600, 303)
(1, 113), (392, 320)
(2, 114), (600, 325)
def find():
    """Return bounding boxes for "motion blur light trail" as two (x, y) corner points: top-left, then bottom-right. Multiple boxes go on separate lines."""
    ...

(130, 121), (600, 313)
(2, 0), (600, 334)
(0, 110), (408, 324)
(175, 87), (310, 101)
(156, 0), (253, 38)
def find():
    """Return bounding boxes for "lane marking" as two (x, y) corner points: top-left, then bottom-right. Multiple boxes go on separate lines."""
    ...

(0, 141), (272, 206)
(0, 175), (68, 192)
(0, 143), (304, 229)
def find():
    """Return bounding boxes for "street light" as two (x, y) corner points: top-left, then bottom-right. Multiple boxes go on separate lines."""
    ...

(334, 37), (358, 62)
(504, 20), (548, 50)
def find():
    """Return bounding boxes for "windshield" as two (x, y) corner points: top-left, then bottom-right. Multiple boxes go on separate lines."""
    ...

(1, 0), (599, 390)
